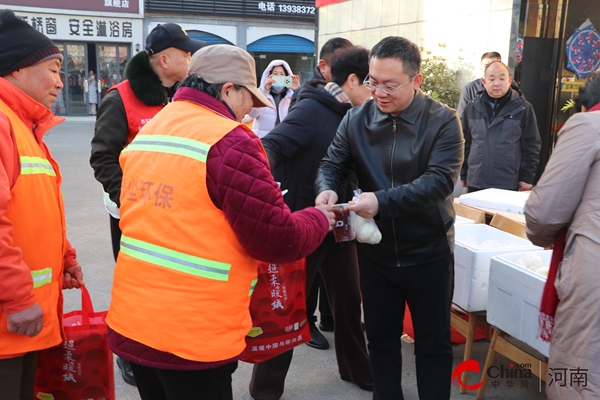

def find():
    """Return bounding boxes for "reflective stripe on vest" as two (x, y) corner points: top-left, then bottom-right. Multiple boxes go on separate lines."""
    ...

(31, 268), (53, 288)
(122, 135), (211, 163)
(249, 279), (258, 296)
(20, 156), (56, 177)
(120, 235), (231, 281)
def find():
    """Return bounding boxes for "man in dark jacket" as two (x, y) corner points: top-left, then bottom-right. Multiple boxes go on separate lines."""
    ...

(461, 61), (541, 192)
(457, 51), (522, 116)
(316, 36), (464, 399)
(288, 36), (352, 110)
(289, 36), (353, 346)
(249, 47), (373, 400)
(89, 22), (204, 386)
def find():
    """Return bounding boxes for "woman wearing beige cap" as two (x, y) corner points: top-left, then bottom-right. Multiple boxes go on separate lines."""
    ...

(105, 45), (335, 399)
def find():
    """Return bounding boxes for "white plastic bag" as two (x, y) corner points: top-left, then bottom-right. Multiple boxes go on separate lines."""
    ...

(352, 189), (382, 244)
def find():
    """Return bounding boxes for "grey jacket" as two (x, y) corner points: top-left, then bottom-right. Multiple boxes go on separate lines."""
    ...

(461, 88), (541, 190)
(525, 111), (600, 399)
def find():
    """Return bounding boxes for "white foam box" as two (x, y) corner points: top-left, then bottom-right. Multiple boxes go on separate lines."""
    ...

(455, 215), (475, 225)
(487, 251), (551, 357)
(459, 188), (530, 215)
(453, 224), (542, 312)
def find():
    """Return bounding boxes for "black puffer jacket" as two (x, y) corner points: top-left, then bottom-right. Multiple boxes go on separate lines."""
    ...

(262, 80), (353, 212)
(315, 90), (464, 267)
(90, 51), (170, 206)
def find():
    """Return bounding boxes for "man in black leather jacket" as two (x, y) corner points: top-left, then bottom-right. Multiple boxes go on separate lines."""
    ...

(315, 36), (464, 400)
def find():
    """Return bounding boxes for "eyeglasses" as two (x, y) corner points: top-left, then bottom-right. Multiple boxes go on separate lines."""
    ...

(363, 74), (414, 95)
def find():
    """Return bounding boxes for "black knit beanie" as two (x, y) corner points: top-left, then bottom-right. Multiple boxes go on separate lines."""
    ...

(0, 9), (63, 77)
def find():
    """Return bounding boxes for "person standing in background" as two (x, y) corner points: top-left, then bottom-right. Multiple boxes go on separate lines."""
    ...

(460, 61), (540, 192)
(290, 36), (355, 347)
(245, 60), (300, 138)
(289, 37), (353, 110)
(89, 22), (205, 387)
(0, 9), (84, 399)
(84, 70), (100, 116)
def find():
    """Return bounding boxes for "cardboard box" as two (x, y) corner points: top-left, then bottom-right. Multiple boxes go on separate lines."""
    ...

(454, 202), (486, 224)
(453, 224), (542, 312)
(487, 251), (552, 357)
(490, 213), (527, 239)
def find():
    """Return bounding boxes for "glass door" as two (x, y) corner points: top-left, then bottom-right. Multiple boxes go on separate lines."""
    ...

(98, 44), (130, 102)
(66, 44), (87, 115)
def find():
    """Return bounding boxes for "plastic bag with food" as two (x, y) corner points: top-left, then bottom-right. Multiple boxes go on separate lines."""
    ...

(352, 189), (382, 244)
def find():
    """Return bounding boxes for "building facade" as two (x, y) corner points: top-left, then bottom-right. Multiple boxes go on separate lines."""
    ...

(144, 0), (317, 84)
(1, 1), (144, 116)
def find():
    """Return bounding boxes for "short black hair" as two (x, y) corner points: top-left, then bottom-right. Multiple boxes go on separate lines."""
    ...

(331, 46), (370, 86)
(369, 36), (421, 77)
(319, 37), (353, 62)
(481, 51), (501, 61)
(576, 70), (600, 111)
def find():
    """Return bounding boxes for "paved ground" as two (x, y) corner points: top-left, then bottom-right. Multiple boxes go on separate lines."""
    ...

(46, 117), (549, 399)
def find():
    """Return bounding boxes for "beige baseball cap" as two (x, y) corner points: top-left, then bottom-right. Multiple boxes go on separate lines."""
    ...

(188, 45), (274, 109)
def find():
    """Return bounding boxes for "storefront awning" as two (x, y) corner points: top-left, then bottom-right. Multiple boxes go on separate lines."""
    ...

(247, 34), (313, 53)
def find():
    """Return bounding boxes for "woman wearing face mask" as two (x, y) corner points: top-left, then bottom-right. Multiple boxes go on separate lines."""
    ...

(84, 69), (100, 116)
(245, 60), (300, 138)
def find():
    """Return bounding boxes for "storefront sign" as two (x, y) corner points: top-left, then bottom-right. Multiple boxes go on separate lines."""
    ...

(257, 2), (315, 15)
(13, 12), (142, 42)
(562, 81), (585, 92)
(145, 0), (314, 21)
(1, 0), (139, 14)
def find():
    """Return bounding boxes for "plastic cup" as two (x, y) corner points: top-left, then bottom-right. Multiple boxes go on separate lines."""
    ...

(331, 203), (355, 242)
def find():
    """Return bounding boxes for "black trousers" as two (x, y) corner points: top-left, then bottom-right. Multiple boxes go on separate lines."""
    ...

(129, 361), (238, 400)
(359, 254), (454, 400)
(0, 351), (37, 400)
(109, 214), (121, 261)
(306, 272), (333, 326)
(249, 239), (371, 399)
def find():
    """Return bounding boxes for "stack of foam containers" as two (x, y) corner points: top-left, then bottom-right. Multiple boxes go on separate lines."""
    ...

(459, 188), (530, 215)
(487, 250), (552, 357)
(453, 224), (543, 312)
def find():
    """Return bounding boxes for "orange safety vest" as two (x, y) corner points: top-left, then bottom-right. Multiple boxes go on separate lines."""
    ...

(107, 101), (259, 362)
(108, 80), (164, 146)
(0, 100), (66, 355)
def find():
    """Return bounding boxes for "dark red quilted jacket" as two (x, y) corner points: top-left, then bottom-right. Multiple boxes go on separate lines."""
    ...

(108, 87), (328, 370)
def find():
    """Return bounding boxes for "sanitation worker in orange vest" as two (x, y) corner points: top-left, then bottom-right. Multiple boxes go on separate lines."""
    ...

(0, 9), (85, 400)
(106, 44), (335, 400)
(90, 22), (205, 387)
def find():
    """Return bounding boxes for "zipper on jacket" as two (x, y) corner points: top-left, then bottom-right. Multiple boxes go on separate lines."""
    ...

(390, 118), (401, 267)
